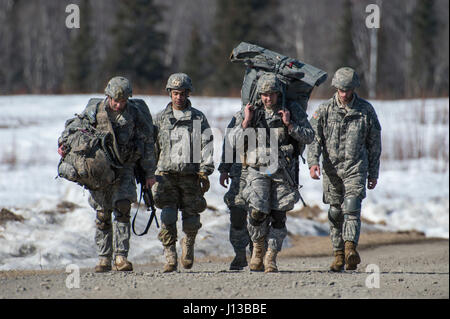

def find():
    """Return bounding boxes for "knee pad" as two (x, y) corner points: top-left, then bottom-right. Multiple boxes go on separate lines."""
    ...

(249, 209), (268, 226)
(328, 205), (344, 225)
(114, 200), (131, 222)
(95, 210), (112, 230)
(182, 214), (201, 233)
(343, 197), (361, 221)
(270, 210), (286, 229)
(161, 207), (178, 226)
(230, 207), (247, 230)
(342, 197), (361, 214)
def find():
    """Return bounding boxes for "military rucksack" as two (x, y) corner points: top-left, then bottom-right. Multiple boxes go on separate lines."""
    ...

(57, 97), (154, 191)
(57, 98), (121, 191)
(230, 42), (328, 111)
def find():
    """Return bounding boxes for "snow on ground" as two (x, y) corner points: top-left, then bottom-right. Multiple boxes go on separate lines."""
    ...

(0, 95), (448, 270)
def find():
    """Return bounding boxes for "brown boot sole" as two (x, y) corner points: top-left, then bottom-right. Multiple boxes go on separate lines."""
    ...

(94, 266), (111, 273)
(264, 267), (278, 273)
(163, 264), (177, 273)
(249, 263), (264, 272)
(345, 254), (361, 270)
(112, 264), (133, 271)
(181, 261), (193, 269)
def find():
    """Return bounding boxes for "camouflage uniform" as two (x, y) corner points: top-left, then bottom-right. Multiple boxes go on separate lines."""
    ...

(218, 112), (251, 269)
(153, 73), (214, 271)
(307, 67), (382, 270)
(63, 76), (156, 271)
(232, 73), (315, 272)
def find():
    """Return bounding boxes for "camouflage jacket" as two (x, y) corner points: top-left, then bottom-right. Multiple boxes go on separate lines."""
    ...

(307, 93), (382, 179)
(231, 101), (315, 169)
(59, 98), (157, 179)
(153, 100), (214, 176)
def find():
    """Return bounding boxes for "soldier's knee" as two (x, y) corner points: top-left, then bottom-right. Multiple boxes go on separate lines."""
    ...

(96, 210), (112, 230)
(182, 214), (201, 233)
(114, 199), (131, 222)
(161, 207), (178, 226)
(230, 207), (247, 230)
(328, 205), (344, 225)
(249, 209), (268, 226)
(342, 197), (361, 220)
(270, 210), (286, 229)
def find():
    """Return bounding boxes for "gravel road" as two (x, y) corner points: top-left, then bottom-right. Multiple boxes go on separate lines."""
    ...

(1, 240), (447, 301)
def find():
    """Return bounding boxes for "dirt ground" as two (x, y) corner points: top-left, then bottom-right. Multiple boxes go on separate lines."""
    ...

(0, 231), (448, 303)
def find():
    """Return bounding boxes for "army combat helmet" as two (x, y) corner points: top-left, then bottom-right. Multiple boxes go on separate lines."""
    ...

(166, 73), (194, 93)
(105, 76), (132, 100)
(256, 72), (282, 94)
(331, 67), (360, 91)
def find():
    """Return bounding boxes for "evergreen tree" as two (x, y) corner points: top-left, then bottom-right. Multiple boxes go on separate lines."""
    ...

(105, 0), (166, 92)
(209, 0), (280, 96)
(182, 24), (207, 95)
(335, 0), (359, 70)
(334, 0), (366, 96)
(64, 0), (94, 93)
(411, 0), (438, 96)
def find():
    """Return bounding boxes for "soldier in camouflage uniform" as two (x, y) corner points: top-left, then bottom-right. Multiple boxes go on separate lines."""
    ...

(232, 73), (315, 273)
(152, 73), (214, 273)
(219, 112), (252, 270)
(58, 76), (157, 272)
(307, 67), (382, 271)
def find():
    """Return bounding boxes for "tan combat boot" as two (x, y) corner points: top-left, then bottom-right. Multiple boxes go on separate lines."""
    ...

(181, 234), (196, 269)
(330, 250), (345, 272)
(95, 256), (112, 273)
(344, 241), (361, 270)
(163, 245), (178, 273)
(113, 255), (133, 271)
(263, 248), (278, 273)
(249, 238), (265, 272)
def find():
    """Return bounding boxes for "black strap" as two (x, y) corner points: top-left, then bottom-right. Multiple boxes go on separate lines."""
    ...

(132, 186), (157, 236)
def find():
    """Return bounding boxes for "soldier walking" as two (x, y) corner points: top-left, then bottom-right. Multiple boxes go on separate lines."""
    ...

(58, 76), (157, 272)
(232, 73), (315, 273)
(219, 112), (252, 270)
(152, 73), (214, 273)
(307, 67), (382, 271)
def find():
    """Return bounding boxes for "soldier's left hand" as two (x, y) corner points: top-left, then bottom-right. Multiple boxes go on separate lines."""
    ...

(278, 109), (291, 126)
(367, 178), (377, 189)
(145, 177), (156, 189)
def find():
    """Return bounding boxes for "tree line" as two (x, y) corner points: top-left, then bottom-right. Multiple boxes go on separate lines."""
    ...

(0, 0), (448, 99)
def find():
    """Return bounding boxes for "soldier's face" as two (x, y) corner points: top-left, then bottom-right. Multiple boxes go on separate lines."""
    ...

(171, 89), (188, 109)
(337, 89), (354, 104)
(108, 97), (127, 111)
(261, 92), (278, 109)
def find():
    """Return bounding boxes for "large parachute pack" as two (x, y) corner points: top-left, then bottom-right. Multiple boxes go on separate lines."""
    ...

(230, 42), (328, 111)
(57, 98), (152, 191)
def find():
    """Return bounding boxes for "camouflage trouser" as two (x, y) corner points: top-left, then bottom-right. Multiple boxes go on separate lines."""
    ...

(224, 168), (250, 253)
(88, 163), (137, 258)
(243, 167), (299, 214)
(322, 171), (365, 250)
(243, 168), (296, 252)
(152, 173), (206, 247)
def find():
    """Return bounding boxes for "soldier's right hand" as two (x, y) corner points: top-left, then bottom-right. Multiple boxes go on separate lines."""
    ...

(242, 103), (254, 129)
(58, 144), (66, 157)
(310, 165), (321, 180)
(219, 172), (230, 188)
